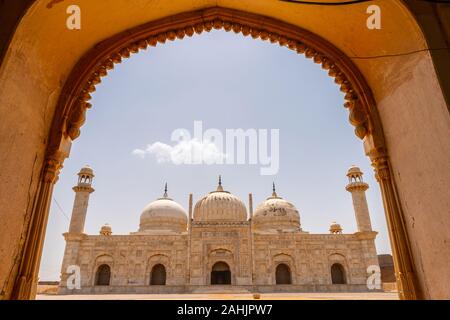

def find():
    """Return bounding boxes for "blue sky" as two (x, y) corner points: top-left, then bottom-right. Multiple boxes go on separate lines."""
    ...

(39, 30), (391, 281)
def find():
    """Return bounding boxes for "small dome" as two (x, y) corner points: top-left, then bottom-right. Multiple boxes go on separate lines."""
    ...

(252, 184), (301, 232)
(99, 224), (112, 236)
(329, 222), (343, 234)
(79, 165), (94, 176)
(347, 165), (362, 177)
(139, 184), (187, 233)
(193, 176), (247, 222)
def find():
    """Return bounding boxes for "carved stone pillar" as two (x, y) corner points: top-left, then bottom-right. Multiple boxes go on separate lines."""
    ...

(10, 139), (71, 300)
(371, 154), (423, 300)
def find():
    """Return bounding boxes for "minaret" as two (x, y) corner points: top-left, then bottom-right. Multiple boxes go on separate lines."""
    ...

(68, 166), (95, 234)
(346, 165), (372, 232)
(59, 165), (94, 294)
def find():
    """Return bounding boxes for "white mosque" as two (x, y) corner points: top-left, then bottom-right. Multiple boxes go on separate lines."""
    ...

(58, 166), (380, 294)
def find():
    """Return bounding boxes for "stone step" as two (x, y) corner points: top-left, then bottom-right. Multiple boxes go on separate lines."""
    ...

(190, 285), (251, 294)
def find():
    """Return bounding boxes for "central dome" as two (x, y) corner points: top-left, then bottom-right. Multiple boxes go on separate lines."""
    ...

(139, 184), (187, 233)
(193, 176), (247, 222)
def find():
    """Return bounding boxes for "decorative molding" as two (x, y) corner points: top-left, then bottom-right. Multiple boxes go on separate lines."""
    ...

(193, 221), (250, 227)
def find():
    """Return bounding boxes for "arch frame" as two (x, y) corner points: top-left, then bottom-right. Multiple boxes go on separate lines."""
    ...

(91, 254), (114, 287)
(272, 253), (296, 285)
(145, 254), (171, 285)
(328, 253), (350, 285)
(207, 249), (235, 285)
(10, 6), (421, 299)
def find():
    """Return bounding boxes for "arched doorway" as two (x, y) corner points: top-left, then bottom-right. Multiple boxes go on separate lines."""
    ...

(275, 263), (292, 285)
(94, 264), (111, 286)
(4, 5), (441, 300)
(211, 261), (231, 285)
(150, 264), (166, 285)
(331, 263), (346, 285)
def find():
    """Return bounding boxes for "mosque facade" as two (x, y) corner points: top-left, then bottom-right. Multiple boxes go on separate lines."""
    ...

(58, 166), (380, 294)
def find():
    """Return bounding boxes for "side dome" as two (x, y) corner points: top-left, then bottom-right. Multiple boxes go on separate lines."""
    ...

(99, 223), (112, 236)
(193, 176), (247, 222)
(252, 183), (301, 232)
(139, 184), (187, 233)
(329, 221), (343, 234)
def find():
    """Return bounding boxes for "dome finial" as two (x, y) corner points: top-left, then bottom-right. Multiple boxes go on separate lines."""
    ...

(163, 182), (168, 198)
(216, 175), (224, 192)
(272, 182), (278, 198)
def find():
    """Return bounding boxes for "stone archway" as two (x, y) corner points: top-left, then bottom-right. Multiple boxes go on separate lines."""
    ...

(146, 254), (170, 286)
(94, 264), (111, 286)
(211, 261), (231, 285)
(331, 263), (346, 285)
(3, 3), (446, 300)
(150, 264), (167, 285)
(275, 263), (292, 285)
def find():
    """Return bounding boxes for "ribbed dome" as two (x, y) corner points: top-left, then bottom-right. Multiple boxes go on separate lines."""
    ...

(139, 185), (187, 233)
(252, 184), (300, 232)
(193, 176), (247, 222)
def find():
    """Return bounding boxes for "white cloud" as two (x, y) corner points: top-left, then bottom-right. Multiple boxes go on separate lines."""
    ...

(132, 138), (226, 165)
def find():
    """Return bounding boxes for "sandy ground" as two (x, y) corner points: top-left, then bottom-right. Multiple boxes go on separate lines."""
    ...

(37, 292), (399, 300)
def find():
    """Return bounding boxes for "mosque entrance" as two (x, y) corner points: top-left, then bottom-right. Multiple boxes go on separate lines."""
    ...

(211, 262), (231, 285)
(331, 263), (346, 285)
(275, 263), (292, 285)
(150, 264), (167, 285)
(94, 264), (111, 286)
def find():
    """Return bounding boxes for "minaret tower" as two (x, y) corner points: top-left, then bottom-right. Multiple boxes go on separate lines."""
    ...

(59, 166), (94, 293)
(68, 166), (95, 234)
(346, 165), (372, 232)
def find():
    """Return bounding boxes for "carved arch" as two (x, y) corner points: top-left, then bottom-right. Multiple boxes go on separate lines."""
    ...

(147, 254), (170, 270)
(328, 253), (350, 285)
(145, 254), (171, 285)
(272, 253), (296, 285)
(93, 254), (114, 268)
(13, 6), (422, 300)
(208, 248), (235, 285)
(209, 248), (233, 256)
(92, 254), (114, 286)
(46, 7), (385, 163)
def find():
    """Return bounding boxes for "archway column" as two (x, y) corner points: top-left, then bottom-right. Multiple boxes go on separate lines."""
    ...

(367, 143), (423, 300)
(10, 137), (71, 300)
